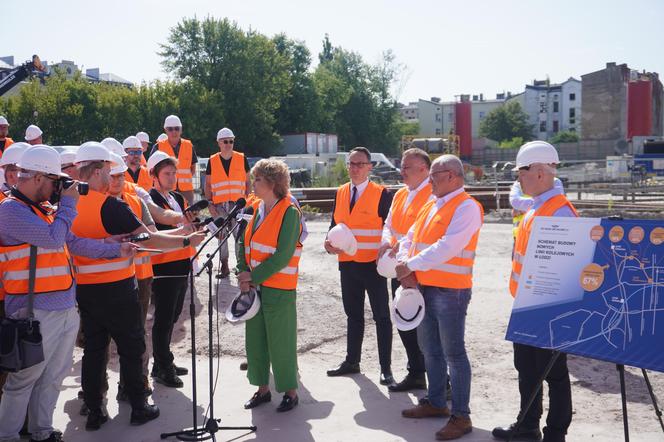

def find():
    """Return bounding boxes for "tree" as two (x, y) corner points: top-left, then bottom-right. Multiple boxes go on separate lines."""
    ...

(550, 130), (579, 144)
(479, 101), (534, 143)
(319, 34), (333, 65)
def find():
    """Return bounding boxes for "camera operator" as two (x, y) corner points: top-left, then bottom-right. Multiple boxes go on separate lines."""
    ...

(0, 145), (135, 442)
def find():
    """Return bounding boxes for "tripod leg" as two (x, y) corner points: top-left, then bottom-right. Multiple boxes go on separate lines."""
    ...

(641, 369), (664, 433)
(508, 350), (560, 442)
(617, 364), (629, 442)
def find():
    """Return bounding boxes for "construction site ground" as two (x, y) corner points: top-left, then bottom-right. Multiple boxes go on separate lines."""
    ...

(52, 220), (664, 442)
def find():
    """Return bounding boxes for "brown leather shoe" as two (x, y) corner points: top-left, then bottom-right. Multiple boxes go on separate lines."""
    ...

(402, 402), (450, 418)
(435, 415), (472, 440)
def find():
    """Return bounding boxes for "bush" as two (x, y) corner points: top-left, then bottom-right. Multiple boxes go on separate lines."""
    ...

(498, 137), (524, 149)
(550, 131), (579, 144)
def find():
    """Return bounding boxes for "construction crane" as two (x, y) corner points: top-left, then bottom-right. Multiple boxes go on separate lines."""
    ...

(0, 55), (47, 97)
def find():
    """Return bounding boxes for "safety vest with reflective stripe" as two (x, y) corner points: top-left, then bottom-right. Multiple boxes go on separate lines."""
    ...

(149, 190), (194, 265)
(157, 139), (194, 191)
(408, 192), (483, 289)
(244, 198), (302, 290)
(0, 138), (13, 160)
(121, 191), (154, 280)
(333, 182), (385, 263)
(389, 183), (432, 246)
(0, 198), (74, 295)
(71, 190), (136, 284)
(125, 166), (152, 192)
(209, 151), (247, 203)
(509, 193), (578, 297)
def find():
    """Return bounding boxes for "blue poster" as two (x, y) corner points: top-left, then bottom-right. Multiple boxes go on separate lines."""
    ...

(506, 217), (664, 373)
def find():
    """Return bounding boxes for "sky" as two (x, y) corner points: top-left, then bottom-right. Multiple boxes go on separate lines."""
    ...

(4, 0), (664, 104)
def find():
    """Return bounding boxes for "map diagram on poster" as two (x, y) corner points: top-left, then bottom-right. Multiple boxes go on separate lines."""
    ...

(506, 217), (664, 372)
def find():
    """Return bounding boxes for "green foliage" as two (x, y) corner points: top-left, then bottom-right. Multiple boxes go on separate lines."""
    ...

(550, 130), (579, 144)
(498, 136), (524, 149)
(396, 118), (420, 136)
(312, 157), (349, 187)
(300, 204), (321, 214)
(479, 101), (534, 143)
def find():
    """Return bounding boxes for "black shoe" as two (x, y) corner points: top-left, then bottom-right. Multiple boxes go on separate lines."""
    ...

(79, 401), (90, 416)
(244, 391), (271, 409)
(326, 361), (360, 377)
(130, 402), (160, 425)
(276, 394), (299, 412)
(153, 366), (183, 388)
(240, 361), (248, 371)
(418, 394), (429, 405)
(379, 371), (396, 386)
(85, 408), (109, 431)
(388, 374), (427, 392)
(30, 431), (63, 442)
(492, 423), (542, 441)
(116, 384), (129, 402)
(173, 364), (188, 376)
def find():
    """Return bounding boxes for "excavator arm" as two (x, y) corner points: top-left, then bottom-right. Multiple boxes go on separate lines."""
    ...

(0, 55), (47, 97)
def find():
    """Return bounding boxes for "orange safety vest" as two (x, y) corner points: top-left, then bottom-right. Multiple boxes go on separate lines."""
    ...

(244, 197), (302, 290)
(408, 192), (484, 289)
(157, 139), (194, 191)
(0, 198), (74, 295)
(71, 190), (136, 284)
(509, 194), (578, 297)
(125, 166), (152, 192)
(121, 191), (153, 280)
(333, 182), (385, 263)
(209, 151), (247, 203)
(0, 138), (13, 160)
(245, 193), (261, 211)
(389, 183), (432, 246)
(150, 191), (194, 265)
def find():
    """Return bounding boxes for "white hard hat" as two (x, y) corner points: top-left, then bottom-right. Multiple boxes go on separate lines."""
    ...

(391, 286), (425, 331)
(0, 116), (8, 126)
(226, 288), (261, 323)
(217, 127), (235, 140)
(328, 223), (357, 256)
(377, 252), (399, 279)
(146, 151), (172, 173)
(513, 141), (560, 171)
(59, 148), (78, 166)
(109, 152), (128, 175)
(0, 142), (30, 167)
(76, 141), (119, 166)
(25, 124), (42, 141)
(122, 136), (142, 150)
(101, 137), (127, 158)
(156, 133), (168, 143)
(17, 144), (68, 177)
(135, 131), (150, 143)
(163, 115), (182, 128)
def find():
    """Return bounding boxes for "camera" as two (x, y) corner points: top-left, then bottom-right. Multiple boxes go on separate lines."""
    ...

(62, 178), (89, 195)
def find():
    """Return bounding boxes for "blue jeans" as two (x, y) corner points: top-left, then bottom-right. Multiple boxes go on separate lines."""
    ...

(417, 286), (472, 417)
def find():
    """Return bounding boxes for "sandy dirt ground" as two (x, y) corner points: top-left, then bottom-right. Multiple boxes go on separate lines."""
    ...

(51, 220), (664, 441)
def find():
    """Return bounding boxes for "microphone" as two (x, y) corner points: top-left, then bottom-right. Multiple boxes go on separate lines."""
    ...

(226, 198), (246, 220)
(184, 199), (209, 213)
(203, 216), (226, 234)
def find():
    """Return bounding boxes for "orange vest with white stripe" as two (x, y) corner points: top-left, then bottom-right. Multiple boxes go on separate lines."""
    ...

(157, 139), (194, 191)
(149, 191), (194, 265)
(0, 198), (74, 295)
(509, 193), (578, 297)
(333, 182), (385, 263)
(389, 183), (432, 246)
(408, 192), (483, 289)
(121, 191), (154, 280)
(244, 198), (302, 290)
(71, 190), (136, 284)
(209, 151), (247, 203)
(125, 166), (152, 192)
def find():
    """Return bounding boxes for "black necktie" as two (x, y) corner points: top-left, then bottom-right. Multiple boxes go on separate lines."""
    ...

(350, 186), (358, 211)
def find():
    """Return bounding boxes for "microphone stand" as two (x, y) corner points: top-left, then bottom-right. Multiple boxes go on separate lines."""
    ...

(161, 215), (256, 441)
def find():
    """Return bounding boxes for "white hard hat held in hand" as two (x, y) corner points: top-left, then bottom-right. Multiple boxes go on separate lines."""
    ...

(328, 223), (358, 256)
(17, 145), (69, 177)
(391, 286), (425, 331)
(513, 140), (559, 171)
(377, 252), (399, 279)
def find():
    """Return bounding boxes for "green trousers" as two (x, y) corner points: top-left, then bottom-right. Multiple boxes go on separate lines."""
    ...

(245, 286), (298, 392)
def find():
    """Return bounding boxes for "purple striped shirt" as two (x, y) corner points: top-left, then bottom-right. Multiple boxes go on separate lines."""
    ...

(0, 195), (120, 316)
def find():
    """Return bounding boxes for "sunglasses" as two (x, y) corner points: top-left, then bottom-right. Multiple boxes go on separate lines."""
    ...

(126, 149), (143, 156)
(220, 140), (234, 145)
(518, 165), (531, 171)
(165, 127), (181, 132)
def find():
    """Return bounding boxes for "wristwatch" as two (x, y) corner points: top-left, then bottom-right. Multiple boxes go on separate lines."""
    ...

(183, 236), (191, 247)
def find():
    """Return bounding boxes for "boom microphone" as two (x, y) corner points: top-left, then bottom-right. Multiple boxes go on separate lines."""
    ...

(184, 199), (209, 213)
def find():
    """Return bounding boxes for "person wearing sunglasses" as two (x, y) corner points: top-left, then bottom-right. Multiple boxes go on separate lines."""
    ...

(123, 136), (153, 192)
(204, 127), (251, 278)
(150, 115), (198, 205)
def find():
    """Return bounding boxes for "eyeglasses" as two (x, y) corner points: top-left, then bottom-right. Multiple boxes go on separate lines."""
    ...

(220, 140), (234, 145)
(126, 149), (143, 156)
(347, 161), (371, 168)
(165, 127), (180, 132)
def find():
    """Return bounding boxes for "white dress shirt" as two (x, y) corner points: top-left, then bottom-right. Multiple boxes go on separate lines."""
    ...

(381, 179), (433, 246)
(350, 179), (369, 203)
(398, 187), (483, 271)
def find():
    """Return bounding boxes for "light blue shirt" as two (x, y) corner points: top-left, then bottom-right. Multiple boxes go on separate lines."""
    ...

(522, 185), (577, 224)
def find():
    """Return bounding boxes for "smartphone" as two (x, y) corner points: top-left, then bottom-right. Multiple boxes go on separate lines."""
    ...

(128, 233), (150, 243)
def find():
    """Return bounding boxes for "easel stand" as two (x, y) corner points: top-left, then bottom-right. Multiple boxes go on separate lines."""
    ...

(161, 220), (257, 440)
(508, 353), (664, 442)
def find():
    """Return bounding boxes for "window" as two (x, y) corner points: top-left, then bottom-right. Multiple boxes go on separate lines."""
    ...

(569, 93), (576, 101)
(435, 128), (441, 135)
(479, 111), (485, 119)
(569, 108), (575, 118)
(539, 121), (547, 132)
(553, 121), (559, 133)
(539, 102), (548, 113)
(569, 127), (576, 132)
(435, 113), (442, 122)
(448, 113), (454, 122)
(553, 102), (559, 113)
